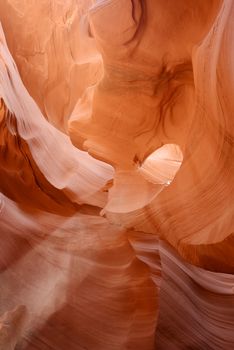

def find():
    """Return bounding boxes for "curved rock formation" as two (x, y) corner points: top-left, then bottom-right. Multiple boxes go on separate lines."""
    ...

(0, 1), (233, 349)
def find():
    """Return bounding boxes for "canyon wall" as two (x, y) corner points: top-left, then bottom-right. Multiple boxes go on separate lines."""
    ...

(0, 1), (233, 349)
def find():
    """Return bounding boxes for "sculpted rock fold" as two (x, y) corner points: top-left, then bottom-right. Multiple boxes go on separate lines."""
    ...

(0, 1), (233, 349)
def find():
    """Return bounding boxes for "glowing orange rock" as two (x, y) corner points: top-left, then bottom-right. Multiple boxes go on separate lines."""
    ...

(0, 1), (233, 349)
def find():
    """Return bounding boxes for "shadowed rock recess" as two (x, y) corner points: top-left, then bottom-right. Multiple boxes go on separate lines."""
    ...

(0, 1), (233, 349)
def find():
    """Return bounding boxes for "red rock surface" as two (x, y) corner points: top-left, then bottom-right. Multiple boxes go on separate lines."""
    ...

(0, 1), (233, 349)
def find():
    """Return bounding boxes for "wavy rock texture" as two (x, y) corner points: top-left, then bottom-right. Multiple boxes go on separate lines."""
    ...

(0, 0), (234, 349)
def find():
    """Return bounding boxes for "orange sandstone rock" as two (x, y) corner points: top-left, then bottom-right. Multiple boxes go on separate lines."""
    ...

(0, 1), (233, 350)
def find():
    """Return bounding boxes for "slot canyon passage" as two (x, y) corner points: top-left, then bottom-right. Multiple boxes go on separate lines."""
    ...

(0, 0), (234, 349)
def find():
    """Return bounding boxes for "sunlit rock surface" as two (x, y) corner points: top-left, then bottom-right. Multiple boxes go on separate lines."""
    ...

(0, 1), (233, 349)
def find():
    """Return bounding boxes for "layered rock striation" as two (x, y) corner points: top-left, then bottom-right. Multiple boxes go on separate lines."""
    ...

(0, 1), (233, 349)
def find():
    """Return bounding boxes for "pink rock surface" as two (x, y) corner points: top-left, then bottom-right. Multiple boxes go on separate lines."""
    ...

(0, 1), (233, 349)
